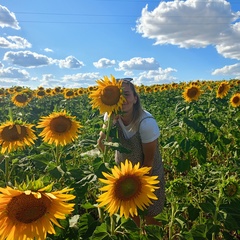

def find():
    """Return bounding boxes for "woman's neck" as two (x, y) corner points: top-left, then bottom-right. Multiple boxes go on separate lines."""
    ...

(120, 112), (133, 126)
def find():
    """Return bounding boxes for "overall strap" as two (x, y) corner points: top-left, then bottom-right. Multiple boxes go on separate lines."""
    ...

(138, 116), (154, 132)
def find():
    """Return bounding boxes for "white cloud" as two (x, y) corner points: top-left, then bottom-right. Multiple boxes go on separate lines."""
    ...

(0, 62), (3, 68)
(136, 0), (239, 52)
(61, 72), (101, 87)
(3, 51), (54, 68)
(212, 63), (240, 76)
(215, 22), (240, 60)
(0, 67), (30, 80)
(44, 48), (53, 53)
(0, 78), (18, 87)
(116, 57), (159, 71)
(135, 67), (177, 85)
(39, 74), (62, 88)
(58, 56), (84, 69)
(0, 36), (32, 49)
(93, 58), (116, 68)
(0, 5), (20, 29)
(0, 67), (40, 88)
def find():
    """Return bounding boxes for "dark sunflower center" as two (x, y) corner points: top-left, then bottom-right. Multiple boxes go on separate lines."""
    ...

(224, 183), (238, 197)
(15, 94), (28, 103)
(37, 90), (46, 96)
(218, 84), (227, 94)
(2, 125), (27, 141)
(66, 91), (74, 97)
(114, 175), (141, 200)
(7, 193), (51, 223)
(50, 116), (72, 133)
(233, 96), (239, 104)
(187, 87), (198, 98)
(100, 86), (121, 106)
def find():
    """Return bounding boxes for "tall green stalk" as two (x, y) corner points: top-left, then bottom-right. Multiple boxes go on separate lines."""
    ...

(54, 145), (63, 165)
(102, 114), (113, 163)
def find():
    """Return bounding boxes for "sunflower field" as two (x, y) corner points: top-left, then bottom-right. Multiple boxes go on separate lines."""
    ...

(0, 78), (239, 240)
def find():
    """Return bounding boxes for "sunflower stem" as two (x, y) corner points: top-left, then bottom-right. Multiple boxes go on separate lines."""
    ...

(97, 207), (104, 223)
(4, 156), (10, 186)
(102, 114), (113, 163)
(55, 145), (62, 165)
(110, 215), (116, 235)
(8, 107), (13, 122)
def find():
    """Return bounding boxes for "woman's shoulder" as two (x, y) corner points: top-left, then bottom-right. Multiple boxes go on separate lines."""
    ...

(140, 110), (154, 121)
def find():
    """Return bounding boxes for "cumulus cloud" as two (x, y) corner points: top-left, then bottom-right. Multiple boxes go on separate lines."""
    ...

(39, 74), (62, 88)
(212, 63), (240, 76)
(3, 51), (54, 68)
(135, 67), (177, 85)
(0, 5), (20, 29)
(0, 67), (30, 80)
(215, 22), (240, 60)
(58, 56), (84, 68)
(61, 72), (100, 87)
(136, 0), (240, 58)
(116, 57), (159, 71)
(0, 36), (32, 49)
(44, 48), (53, 53)
(93, 58), (116, 68)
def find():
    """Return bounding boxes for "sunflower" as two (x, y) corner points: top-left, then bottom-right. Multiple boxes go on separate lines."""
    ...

(222, 177), (239, 200)
(35, 89), (47, 98)
(0, 184), (75, 240)
(89, 75), (126, 115)
(182, 85), (202, 102)
(0, 121), (37, 154)
(97, 159), (160, 219)
(37, 111), (82, 146)
(63, 89), (75, 99)
(216, 81), (230, 98)
(11, 91), (32, 107)
(230, 93), (240, 107)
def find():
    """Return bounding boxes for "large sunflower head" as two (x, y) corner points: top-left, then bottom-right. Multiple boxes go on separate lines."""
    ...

(89, 75), (126, 115)
(37, 111), (82, 146)
(182, 85), (202, 102)
(230, 93), (240, 107)
(97, 159), (160, 219)
(35, 89), (47, 99)
(63, 89), (75, 99)
(216, 81), (230, 98)
(221, 177), (239, 200)
(0, 121), (37, 154)
(0, 180), (75, 240)
(11, 91), (32, 107)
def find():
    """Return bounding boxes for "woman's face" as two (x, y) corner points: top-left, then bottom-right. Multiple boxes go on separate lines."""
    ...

(122, 82), (137, 114)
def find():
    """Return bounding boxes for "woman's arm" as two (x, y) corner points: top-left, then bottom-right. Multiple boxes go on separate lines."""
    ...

(142, 139), (158, 174)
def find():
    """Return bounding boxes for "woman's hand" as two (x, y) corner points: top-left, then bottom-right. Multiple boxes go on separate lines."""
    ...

(97, 130), (106, 152)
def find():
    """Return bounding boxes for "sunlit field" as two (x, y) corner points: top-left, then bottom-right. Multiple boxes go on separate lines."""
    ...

(0, 78), (239, 240)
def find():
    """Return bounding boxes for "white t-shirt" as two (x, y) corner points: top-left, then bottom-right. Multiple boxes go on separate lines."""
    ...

(117, 110), (160, 143)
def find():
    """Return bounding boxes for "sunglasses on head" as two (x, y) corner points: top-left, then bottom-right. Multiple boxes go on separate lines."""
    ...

(116, 78), (133, 82)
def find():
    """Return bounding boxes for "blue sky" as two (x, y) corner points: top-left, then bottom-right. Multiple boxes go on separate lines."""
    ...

(0, 0), (239, 89)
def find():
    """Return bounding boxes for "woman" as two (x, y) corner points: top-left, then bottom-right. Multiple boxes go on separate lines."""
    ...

(97, 78), (165, 226)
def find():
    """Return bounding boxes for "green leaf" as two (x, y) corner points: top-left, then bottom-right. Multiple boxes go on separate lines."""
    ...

(175, 157), (190, 172)
(190, 224), (207, 239)
(179, 137), (192, 153)
(91, 223), (109, 239)
(79, 213), (100, 239)
(188, 204), (200, 221)
(199, 201), (216, 214)
(205, 131), (218, 144)
(183, 118), (207, 133)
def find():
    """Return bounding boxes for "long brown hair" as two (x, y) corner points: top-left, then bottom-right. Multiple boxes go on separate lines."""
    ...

(123, 80), (144, 131)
